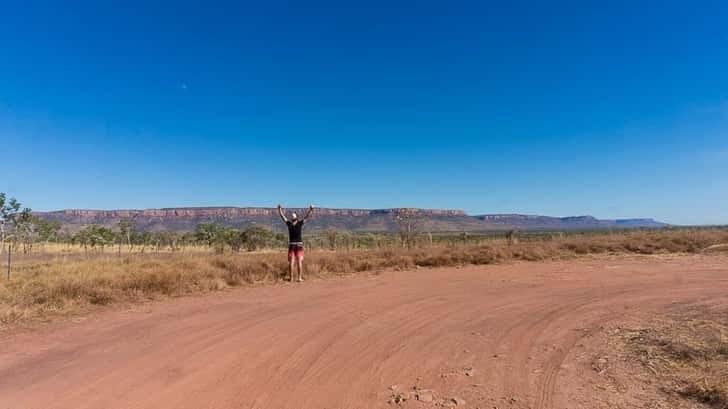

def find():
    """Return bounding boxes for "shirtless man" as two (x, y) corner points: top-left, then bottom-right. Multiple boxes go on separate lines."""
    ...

(277, 204), (314, 282)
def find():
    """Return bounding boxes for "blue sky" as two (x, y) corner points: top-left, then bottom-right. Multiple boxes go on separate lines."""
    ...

(1, 1), (726, 225)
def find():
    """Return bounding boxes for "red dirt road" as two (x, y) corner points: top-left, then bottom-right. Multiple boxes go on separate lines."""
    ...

(1, 255), (727, 409)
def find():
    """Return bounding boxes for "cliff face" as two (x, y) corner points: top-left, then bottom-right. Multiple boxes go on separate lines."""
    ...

(34, 207), (665, 233)
(50, 207), (467, 219)
(36, 207), (471, 233)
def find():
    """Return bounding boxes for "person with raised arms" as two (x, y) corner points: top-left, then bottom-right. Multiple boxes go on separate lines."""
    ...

(277, 204), (314, 282)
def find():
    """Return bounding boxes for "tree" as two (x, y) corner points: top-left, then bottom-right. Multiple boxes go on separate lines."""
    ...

(136, 231), (152, 253)
(179, 232), (196, 251)
(0, 193), (23, 254)
(223, 229), (245, 252)
(36, 219), (62, 244)
(14, 211), (38, 254)
(355, 232), (377, 249)
(241, 226), (276, 251)
(326, 227), (338, 250)
(117, 217), (137, 254)
(395, 208), (423, 249)
(194, 223), (224, 247)
(338, 230), (353, 250)
(460, 231), (469, 245)
(76, 225), (116, 252)
(506, 229), (518, 246)
(149, 231), (178, 253)
(164, 231), (181, 252)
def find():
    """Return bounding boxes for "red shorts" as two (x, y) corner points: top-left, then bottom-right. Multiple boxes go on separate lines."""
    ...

(288, 243), (304, 260)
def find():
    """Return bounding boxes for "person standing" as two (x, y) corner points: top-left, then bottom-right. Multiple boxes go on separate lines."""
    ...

(277, 204), (314, 282)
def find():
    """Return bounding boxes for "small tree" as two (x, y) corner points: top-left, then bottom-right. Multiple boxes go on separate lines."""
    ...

(166, 231), (180, 252)
(326, 227), (338, 250)
(241, 226), (276, 251)
(76, 225), (116, 253)
(179, 232), (196, 251)
(395, 208), (422, 249)
(338, 230), (353, 250)
(460, 231), (469, 245)
(355, 232), (377, 249)
(14, 211), (38, 254)
(194, 223), (224, 247)
(136, 231), (152, 253)
(118, 217), (137, 254)
(506, 229), (518, 246)
(223, 229), (244, 252)
(149, 231), (177, 253)
(0, 193), (23, 254)
(36, 219), (62, 245)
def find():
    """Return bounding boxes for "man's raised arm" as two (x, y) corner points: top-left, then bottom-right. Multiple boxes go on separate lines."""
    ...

(303, 204), (314, 222)
(277, 204), (288, 223)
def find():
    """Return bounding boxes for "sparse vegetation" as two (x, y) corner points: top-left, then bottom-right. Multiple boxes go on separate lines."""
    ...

(2, 191), (728, 327)
(625, 310), (728, 408)
(2, 227), (728, 327)
(0, 193), (32, 255)
(395, 208), (423, 249)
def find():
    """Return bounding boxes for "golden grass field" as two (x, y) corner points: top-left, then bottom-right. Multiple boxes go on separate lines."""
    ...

(2, 228), (727, 328)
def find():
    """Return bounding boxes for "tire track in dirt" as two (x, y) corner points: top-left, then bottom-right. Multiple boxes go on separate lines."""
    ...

(531, 283), (728, 409)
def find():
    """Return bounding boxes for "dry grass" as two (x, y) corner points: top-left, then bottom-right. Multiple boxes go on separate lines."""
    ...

(8, 242), (212, 255)
(625, 309), (728, 408)
(2, 228), (728, 327)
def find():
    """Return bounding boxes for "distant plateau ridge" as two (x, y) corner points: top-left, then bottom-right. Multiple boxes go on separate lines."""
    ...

(34, 207), (667, 233)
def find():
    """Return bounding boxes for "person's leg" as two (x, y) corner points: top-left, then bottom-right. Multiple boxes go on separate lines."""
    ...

(287, 247), (295, 281)
(296, 256), (304, 282)
(296, 247), (304, 282)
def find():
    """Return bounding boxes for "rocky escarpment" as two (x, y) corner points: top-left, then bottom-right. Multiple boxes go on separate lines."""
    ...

(51, 207), (466, 219)
(34, 207), (665, 233)
(36, 207), (470, 233)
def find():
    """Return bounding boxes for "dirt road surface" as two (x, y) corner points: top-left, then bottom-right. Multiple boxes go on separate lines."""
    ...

(1, 255), (727, 409)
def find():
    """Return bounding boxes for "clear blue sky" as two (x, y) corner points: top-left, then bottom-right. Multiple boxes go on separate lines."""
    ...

(2, 1), (727, 225)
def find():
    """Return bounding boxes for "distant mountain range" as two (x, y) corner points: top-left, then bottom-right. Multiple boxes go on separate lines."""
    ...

(35, 207), (667, 233)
